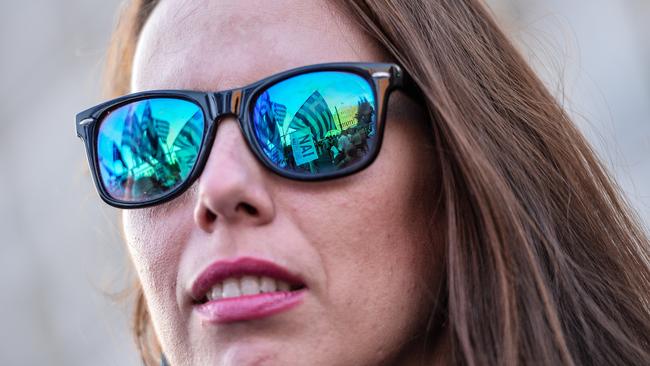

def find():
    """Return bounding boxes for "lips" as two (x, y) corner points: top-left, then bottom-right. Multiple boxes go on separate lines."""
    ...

(190, 257), (307, 323)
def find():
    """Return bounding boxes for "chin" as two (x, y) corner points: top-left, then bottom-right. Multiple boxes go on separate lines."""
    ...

(214, 342), (295, 366)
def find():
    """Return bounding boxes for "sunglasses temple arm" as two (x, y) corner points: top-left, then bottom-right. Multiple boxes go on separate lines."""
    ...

(393, 66), (425, 104)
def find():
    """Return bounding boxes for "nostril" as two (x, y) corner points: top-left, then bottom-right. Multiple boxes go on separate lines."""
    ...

(238, 202), (258, 216)
(205, 209), (217, 223)
(195, 205), (218, 233)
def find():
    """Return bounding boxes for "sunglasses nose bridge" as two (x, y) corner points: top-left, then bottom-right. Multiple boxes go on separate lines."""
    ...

(212, 89), (243, 118)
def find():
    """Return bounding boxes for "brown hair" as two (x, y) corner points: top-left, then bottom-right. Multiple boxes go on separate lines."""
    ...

(103, 1), (650, 365)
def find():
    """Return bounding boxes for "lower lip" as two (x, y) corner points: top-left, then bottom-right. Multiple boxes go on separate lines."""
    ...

(194, 289), (306, 324)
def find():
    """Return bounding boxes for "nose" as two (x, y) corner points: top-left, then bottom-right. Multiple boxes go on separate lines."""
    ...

(193, 117), (275, 232)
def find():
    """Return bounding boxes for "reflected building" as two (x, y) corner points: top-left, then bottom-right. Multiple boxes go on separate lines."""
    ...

(355, 97), (373, 126)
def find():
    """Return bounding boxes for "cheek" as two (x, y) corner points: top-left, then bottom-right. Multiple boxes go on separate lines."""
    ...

(122, 205), (198, 356)
(279, 119), (440, 344)
(122, 207), (192, 304)
(309, 178), (432, 298)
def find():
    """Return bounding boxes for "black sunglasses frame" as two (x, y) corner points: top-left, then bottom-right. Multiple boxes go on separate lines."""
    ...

(76, 62), (417, 209)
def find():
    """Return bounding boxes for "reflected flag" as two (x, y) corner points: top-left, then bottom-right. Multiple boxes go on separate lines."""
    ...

(121, 105), (144, 165)
(288, 90), (334, 141)
(171, 110), (203, 176)
(272, 103), (286, 126)
(140, 101), (163, 161)
(253, 91), (284, 165)
(155, 119), (170, 142)
(112, 142), (126, 171)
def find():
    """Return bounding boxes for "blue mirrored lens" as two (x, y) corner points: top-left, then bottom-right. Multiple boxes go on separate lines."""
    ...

(252, 71), (376, 175)
(97, 98), (204, 203)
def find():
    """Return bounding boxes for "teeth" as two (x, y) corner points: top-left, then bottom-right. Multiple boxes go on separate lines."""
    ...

(205, 276), (293, 301)
(222, 278), (241, 298)
(260, 277), (277, 293)
(240, 276), (260, 295)
(208, 283), (222, 301)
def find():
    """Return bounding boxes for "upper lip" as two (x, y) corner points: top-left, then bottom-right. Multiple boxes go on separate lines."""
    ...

(190, 256), (307, 303)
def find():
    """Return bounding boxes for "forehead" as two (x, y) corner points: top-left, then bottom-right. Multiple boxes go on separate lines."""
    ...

(131, 0), (386, 92)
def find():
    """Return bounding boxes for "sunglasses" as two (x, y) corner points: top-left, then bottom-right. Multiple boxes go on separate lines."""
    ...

(76, 62), (419, 208)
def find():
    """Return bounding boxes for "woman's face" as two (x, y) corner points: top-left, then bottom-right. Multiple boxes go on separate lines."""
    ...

(125, 1), (445, 365)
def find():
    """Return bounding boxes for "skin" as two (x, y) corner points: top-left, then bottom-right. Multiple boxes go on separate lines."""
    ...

(125, 0), (448, 365)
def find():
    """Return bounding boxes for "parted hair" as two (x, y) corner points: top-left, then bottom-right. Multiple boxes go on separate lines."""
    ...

(103, 1), (650, 365)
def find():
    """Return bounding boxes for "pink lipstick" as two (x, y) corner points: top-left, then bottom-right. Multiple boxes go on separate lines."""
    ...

(190, 257), (306, 324)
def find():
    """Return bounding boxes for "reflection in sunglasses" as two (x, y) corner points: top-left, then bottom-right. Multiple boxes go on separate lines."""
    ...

(253, 71), (376, 175)
(97, 98), (204, 201)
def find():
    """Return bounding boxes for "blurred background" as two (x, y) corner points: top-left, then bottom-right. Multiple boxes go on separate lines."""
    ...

(0, 0), (648, 365)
